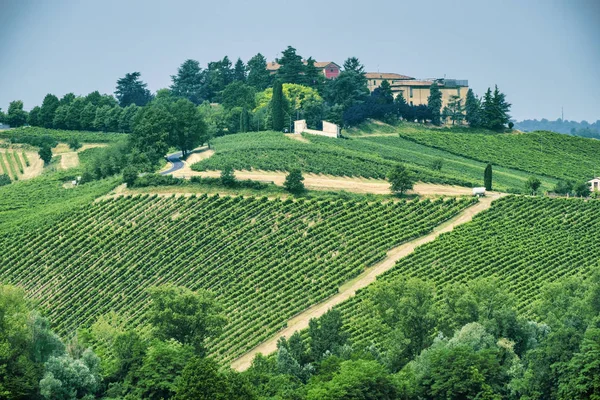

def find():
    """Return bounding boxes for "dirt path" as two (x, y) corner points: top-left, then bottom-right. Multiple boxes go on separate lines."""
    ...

(285, 134), (310, 143)
(60, 152), (79, 170)
(230, 194), (503, 371)
(21, 151), (43, 180)
(173, 167), (473, 197)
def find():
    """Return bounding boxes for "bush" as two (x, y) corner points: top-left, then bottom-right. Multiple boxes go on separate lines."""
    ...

(38, 145), (53, 165)
(68, 137), (82, 151)
(574, 182), (591, 198)
(284, 169), (305, 195)
(431, 159), (443, 171)
(220, 166), (236, 187)
(525, 176), (541, 195)
(130, 174), (185, 188)
(387, 164), (414, 196)
(0, 174), (11, 187)
(122, 166), (138, 187)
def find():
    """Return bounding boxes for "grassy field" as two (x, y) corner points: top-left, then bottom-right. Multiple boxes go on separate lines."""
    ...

(0, 194), (475, 362)
(335, 195), (600, 350)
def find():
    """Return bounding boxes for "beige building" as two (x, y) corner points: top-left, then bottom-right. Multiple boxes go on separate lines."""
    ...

(589, 177), (600, 192)
(366, 72), (469, 110)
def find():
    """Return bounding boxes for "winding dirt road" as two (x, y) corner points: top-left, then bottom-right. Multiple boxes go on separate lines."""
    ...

(229, 193), (503, 371)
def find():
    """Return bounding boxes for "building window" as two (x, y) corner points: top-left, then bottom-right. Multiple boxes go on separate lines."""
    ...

(410, 101), (413, 106)
(410, 87), (414, 98)
(457, 87), (461, 97)
(330, 69), (334, 72)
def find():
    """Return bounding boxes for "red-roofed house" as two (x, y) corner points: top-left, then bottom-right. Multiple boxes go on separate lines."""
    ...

(266, 61), (341, 79)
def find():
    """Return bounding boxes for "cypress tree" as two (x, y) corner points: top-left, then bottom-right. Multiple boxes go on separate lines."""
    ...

(484, 163), (493, 191)
(271, 80), (285, 131)
(427, 83), (442, 125)
(465, 89), (481, 128)
(480, 88), (494, 130)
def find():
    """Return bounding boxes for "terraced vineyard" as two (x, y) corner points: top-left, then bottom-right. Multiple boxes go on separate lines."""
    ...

(0, 149), (30, 180)
(398, 129), (600, 182)
(0, 194), (476, 361)
(336, 195), (600, 349)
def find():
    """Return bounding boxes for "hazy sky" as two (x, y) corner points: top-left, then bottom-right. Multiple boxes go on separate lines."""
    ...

(1, 0), (599, 122)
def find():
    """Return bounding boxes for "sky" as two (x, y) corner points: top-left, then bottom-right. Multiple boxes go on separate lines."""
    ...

(1, 0), (599, 122)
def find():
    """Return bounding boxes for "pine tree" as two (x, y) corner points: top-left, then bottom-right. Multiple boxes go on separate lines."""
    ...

(233, 58), (246, 82)
(465, 89), (481, 128)
(271, 80), (285, 131)
(480, 88), (495, 130)
(395, 92), (408, 119)
(484, 163), (493, 190)
(490, 85), (511, 131)
(277, 46), (305, 84)
(427, 83), (442, 125)
(170, 59), (205, 105)
(246, 53), (271, 91)
(284, 169), (305, 194)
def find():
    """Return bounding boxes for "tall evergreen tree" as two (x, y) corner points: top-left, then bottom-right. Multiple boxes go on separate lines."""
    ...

(343, 57), (365, 74)
(59, 93), (75, 105)
(480, 88), (495, 130)
(427, 83), (443, 125)
(443, 95), (465, 125)
(271, 80), (285, 132)
(395, 91), (409, 119)
(303, 57), (323, 91)
(170, 59), (205, 105)
(115, 72), (153, 107)
(484, 163), (493, 190)
(277, 46), (305, 84)
(324, 57), (368, 111)
(465, 88), (482, 128)
(39, 94), (60, 128)
(490, 85), (511, 131)
(233, 58), (246, 82)
(246, 53), (271, 91)
(80, 103), (97, 131)
(204, 57), (234, 101)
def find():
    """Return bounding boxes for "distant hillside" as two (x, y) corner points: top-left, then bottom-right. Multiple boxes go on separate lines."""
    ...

(515, 118), (600, 138)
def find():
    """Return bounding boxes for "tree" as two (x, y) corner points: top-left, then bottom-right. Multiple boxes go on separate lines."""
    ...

(147, 285), (226, 355)
(52, 105), (69, 129)
(308, 309), (348, 361)
(118, 104), (140, 133)
(368, 278), (438, 370)
(387, 164), (414, 196)
(0, 174), (10, 186)
(465, 89), (482, 128)
(39, 94), (61, 128)
(574, 181), (591, 198)
(39, 145), (53, 165)
(303, 57), (324, 91)
(65, 97), (86, 130)
(169, 99), (208, 157)
(306, 360), (397, 400)
(204, 56), (234, 101)
(170, 59), (205, 105)
(220, 166), (236, 187)
(553, 180), (574, 196)
(6, 100), (28, 127)
(526, 176), (542, 195)
(39, 349), (102, 400)
(481, 85), (511, 131)
(233, 58), (247, 82)
(271, 80), (285, 131)
(220, 82), (256, 110)
(343, 57), (365, 74)
(284, 169), (305, 194)
(484, 163), (493, 191)
(135, 339), (193, 400)
(427, 83), (442, 125)
(277, 46), (305, 84)
(115, 72), (153, 107)
(93, 105), (110, 132)
(80, 103), (97, 131)
(444, 95), (465, 125)
(0, 108), (4, 124)
(122, 166), (138, 187)
(28, 106), (41, 126)
(395, 92), (409, 119)
(324, 58), (368, 113)
(246, 53), (271, 91)
(59, 93), (75, 106)
(130, 104), (173, 164)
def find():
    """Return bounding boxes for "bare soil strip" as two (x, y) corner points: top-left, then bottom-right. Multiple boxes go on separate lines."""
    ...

(60, 152), (79, 170)
(230, 194), (502, 371)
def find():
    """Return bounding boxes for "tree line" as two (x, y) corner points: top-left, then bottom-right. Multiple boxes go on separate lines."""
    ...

(2, 265), (598, 399)
(0, 45), (514, 139)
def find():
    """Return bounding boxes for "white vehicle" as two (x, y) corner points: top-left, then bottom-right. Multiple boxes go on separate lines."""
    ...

(473, 187), (486, 197)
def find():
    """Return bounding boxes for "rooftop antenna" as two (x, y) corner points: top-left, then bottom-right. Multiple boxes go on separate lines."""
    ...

(561, 106), (564, 121)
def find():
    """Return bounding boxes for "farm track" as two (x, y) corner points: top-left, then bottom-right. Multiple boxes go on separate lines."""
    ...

(230, 193), (503, 371)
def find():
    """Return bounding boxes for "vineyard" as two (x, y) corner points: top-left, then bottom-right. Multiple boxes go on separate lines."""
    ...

(0, 194), (476, 362)
(336, 195), (600, 349)
(398, 129), (600, 182)
(310, 134), (556, 193)
(0, 148), (39, 181)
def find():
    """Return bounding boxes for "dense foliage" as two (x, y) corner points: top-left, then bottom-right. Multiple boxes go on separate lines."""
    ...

(0, 194), (475, 363)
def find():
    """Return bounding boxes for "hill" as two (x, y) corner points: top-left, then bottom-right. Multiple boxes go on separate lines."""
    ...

(0, 194), (475, 362)
(335, 195), (600, 349)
